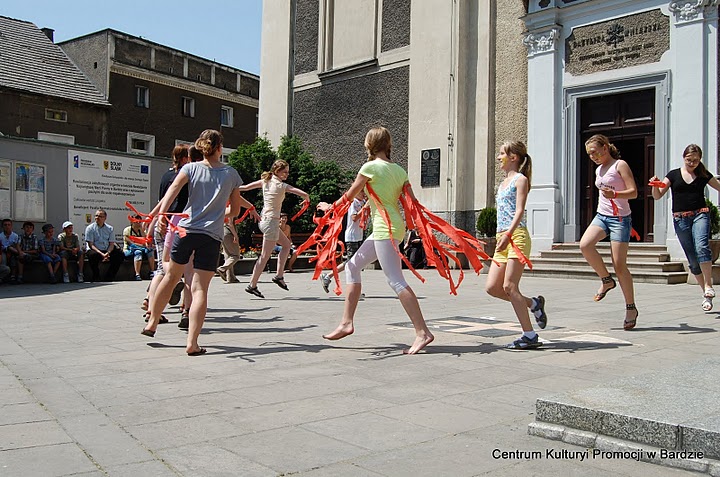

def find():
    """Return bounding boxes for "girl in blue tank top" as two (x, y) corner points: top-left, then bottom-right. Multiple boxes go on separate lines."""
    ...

(485, 140), (548, 350)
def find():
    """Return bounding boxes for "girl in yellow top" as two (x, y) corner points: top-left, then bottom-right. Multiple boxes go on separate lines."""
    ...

(320, 127), (434, 354)
(485, 141), (547, 349)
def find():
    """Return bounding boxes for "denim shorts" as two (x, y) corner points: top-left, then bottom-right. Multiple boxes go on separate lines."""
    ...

(590, 214), (632, 243)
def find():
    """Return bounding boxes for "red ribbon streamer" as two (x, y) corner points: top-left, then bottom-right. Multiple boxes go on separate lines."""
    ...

(507, 236), (533, 270)
(234, 206), (256, 224)
(358, 207), (370, 230)
(297, 186), (497, 296)
(126, 235), (154, 246)
(648, 180), (667, 188)
(609, 198), (641, 241)
(291, 199), (310, 222)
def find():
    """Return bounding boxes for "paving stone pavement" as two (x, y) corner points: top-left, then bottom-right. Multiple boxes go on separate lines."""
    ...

(0, 269), (716, 476)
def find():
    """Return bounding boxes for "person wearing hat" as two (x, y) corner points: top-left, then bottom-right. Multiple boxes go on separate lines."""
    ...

(58, 221), (84, 283)
(39, 223), (61, 283)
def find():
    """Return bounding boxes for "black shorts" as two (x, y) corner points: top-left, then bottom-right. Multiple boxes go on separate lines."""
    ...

(171, 233), (221, 272)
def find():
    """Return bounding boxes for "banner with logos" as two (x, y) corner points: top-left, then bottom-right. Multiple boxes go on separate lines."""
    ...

(14, 162), (45, 221)
(68, 150), (151, 242)
(0, 161), (10, 219)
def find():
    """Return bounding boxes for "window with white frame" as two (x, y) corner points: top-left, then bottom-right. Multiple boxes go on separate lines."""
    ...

(135, 86), (149, 108)
(182, 97), (195, 118)
(219, 146), (234, 163)
(37, 132), (75, 144)
(127, 132), (155, 156)
(321, 0), (378, 71)
(45, 108), (67, 122)
(221, 106), (234, 127)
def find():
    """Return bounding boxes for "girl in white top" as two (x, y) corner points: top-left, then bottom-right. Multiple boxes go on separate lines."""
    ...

(240, 160), (309, 298)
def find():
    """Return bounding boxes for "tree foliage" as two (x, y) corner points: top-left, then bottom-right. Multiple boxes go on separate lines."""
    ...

(227, 135), (355, 244)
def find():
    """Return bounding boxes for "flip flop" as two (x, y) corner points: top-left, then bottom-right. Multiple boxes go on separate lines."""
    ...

(144, 313), (168, 324)
(187, 347), (207, 356)
(140, 329), (155, 338)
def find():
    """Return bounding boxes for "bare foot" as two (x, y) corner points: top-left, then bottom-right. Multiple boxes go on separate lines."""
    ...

(403, 333), (435, 355)
(322, 323), (354, 340)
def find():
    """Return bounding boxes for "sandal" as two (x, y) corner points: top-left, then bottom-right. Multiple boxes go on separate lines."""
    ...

(144, 312), (168, 324)
(594, 275), (616, 302)
(705, 287), (716, 298)
(140, 297), (149, 311)
(245, 285), (265, 298)
(272, 276), (289, 291)
(702, 297), (713, 312)
(623, 303), (638, 330)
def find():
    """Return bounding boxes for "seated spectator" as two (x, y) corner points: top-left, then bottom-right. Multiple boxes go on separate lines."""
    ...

(0, 243), (10, 283)
(403, 229), (427, 269)
(85, 209), (124, 282)
(58, 221), (84, 283)
(0, 218), (20, 283)
(123, 216), (155, 281)
(39, 224), (61, 283)
(16, 221), (40, 284)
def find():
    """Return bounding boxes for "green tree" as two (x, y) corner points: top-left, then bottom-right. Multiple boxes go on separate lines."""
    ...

(227, 135), (354, 245)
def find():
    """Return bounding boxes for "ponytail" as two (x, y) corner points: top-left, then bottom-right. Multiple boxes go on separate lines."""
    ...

(502, 140), (533, 190)
(683, 144), (712, 179)
(586, 134), (621, 160)
(261, 159), (289, 182)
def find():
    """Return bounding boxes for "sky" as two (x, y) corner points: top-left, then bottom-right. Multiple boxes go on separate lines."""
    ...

(1, 0), (263, 75)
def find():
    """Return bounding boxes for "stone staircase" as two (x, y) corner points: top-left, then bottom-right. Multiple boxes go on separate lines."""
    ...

(526, 242), (688, 284)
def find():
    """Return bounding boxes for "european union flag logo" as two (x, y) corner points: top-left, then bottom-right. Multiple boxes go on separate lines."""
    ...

(73, 155), (79, 168)
(140, 165), (149, 174)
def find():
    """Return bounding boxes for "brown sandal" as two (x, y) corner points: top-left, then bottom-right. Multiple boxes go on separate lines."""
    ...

(594, 275), (616, 302)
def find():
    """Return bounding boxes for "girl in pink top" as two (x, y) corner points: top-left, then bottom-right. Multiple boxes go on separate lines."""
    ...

(579, 134), (639, 330)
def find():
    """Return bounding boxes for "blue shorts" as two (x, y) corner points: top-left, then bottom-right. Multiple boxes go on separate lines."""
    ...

(590, 214), (632, 242)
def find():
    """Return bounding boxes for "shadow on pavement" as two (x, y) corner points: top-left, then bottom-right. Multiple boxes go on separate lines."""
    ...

(610, 322), (717, 334)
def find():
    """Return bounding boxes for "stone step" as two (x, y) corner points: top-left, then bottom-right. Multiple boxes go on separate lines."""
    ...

(531, 258), (686, 273)
(550, 242), (669, 252)
(524, 266), (688, 284)
(539, 249), (670, 262)
(530, 358), (720, 469)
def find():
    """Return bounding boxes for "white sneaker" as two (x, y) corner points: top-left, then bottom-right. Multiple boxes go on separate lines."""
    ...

(63, 273), (70, 284)
(321, 273), (332, 293)
(77, 273), (84, 283)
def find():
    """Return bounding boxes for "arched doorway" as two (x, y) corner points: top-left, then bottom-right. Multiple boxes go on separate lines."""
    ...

(578, 88), (656, 242)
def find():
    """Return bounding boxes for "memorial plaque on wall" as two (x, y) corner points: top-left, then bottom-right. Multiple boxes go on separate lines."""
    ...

(421, 148), (441, 188)
(565, 9), (670, 76)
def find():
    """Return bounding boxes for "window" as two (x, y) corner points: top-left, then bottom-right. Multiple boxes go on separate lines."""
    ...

(45, 108), (67, 122)
(127, 132), (155, 156)
(182, 97), (195, 118)
(135, 86), (149, 108)
(37, 132), (74, 144)
(220, 146), (234, 163)
(221, 106), (234, 127)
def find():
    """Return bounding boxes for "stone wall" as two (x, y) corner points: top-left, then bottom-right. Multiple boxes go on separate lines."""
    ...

(292, 66), (409, 172)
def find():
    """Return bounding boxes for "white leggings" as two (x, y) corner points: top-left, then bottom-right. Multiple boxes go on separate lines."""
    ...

(345, 234), (408, 294)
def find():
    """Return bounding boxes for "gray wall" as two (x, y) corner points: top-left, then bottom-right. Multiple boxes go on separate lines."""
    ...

(292, 66), (409, 172)
(381, 0), (411, 52)
(59, 33), (110, 96)
(294, 0), (320, 75)
(0, 136), (171, 235)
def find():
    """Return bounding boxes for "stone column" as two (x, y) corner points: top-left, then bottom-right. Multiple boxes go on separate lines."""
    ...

(666, 1), (719, 260)
(523, 26), (562, 253)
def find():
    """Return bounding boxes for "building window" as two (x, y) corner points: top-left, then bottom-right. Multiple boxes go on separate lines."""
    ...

(37, 132), (75, 144)
(135, 86), (149, 108)
(127, 132), (156, 156)
(45, 108), (67, 122)
(182, 97), (195, 118)
(220, 147), (234, 164)
(221, 106), (234, 127)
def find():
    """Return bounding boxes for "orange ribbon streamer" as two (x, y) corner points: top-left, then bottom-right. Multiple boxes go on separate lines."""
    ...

(609, 198), (641, 241)
(506, 236), (533, 270)
(358, 207), (371, 230)
(296, 194), (353, 295)
(234, 206), (256, 224)
(126, 235), (154, 246)
(291, 199), (310, 222)
(648, 180), (667, 188)
(125, 202), (188, 241)
(298, 186), (497, 296)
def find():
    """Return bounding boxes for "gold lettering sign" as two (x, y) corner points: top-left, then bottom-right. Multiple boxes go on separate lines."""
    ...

(565, 9), (670, 76)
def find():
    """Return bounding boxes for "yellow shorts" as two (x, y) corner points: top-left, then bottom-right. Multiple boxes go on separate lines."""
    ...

(493, 227), (531, 263)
